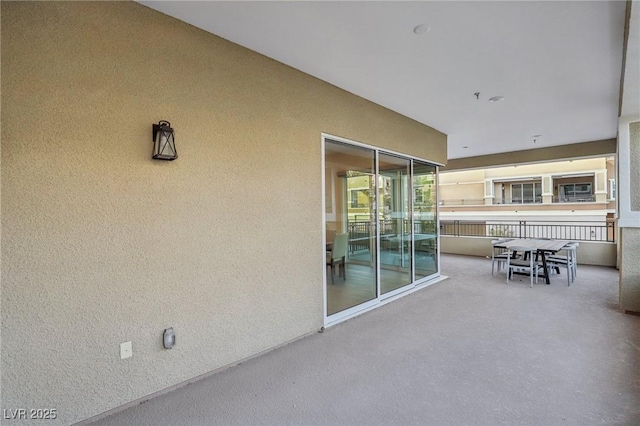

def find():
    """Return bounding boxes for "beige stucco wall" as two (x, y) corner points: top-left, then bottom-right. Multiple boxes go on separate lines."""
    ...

(443, 139), (616, 171)
(439, 204), (610, 213)
(0, 2), (446, 424)
(440, 236), (617, 267)
(439, 158), (609, 180)
(439, 183), (484, 203)
(619, 227), (640, 312)
(439, 169), (485, 184)
(483, 158), (606, 179)
(630, 122), (640, 210)
(619, 120), (640, 313)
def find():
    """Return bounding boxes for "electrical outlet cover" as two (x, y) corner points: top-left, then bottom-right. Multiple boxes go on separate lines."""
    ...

(120, 341), (132, 359)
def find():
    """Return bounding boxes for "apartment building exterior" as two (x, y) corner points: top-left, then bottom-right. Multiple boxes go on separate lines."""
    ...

(439, 157), (615, 221)
(438, 157), (617, 264)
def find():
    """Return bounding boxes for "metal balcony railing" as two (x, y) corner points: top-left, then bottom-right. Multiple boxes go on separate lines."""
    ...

(553, 195), (596, 203)
(440, 219), (615, 242)
(438, 199), (485, 206)
(509, 197), (543, 204)
(346, 220), (437, 252)
(439, 195), (599, 205)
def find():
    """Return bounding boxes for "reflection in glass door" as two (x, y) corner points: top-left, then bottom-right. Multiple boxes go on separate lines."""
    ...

(413, 161), (438, 279)
(325, 141), (377, 316)
(379, 154), (412, 294)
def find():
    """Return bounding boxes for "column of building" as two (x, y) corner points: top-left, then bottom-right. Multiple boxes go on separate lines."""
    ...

(618, 116), (640, 314)
(541, 174), (553, 204)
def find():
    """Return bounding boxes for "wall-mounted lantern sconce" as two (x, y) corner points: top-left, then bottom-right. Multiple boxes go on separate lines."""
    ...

(152, 120), (178, 161)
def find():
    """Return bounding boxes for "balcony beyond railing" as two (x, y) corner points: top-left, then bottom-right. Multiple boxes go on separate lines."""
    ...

(438, 199), (485, 206)
(553, 195), (596, 203)
(439, 195), (598, 205)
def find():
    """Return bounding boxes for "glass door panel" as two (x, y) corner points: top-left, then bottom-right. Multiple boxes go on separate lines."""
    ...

(325, 140), (377, 316)
(379, 153), (412, 294)
(413, 161), (438, 280)
(324, 137), (440, 322)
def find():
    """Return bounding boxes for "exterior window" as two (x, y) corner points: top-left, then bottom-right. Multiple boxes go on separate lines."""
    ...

(510, 183), (542, 203)
(609, 179), (616, 200)
(349, 189), (368, 208)
(559, 183), (593, 202)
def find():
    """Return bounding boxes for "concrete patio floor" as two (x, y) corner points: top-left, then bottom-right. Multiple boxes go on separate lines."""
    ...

(90, 254), (640, 426)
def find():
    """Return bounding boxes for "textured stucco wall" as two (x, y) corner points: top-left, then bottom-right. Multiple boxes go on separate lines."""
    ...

(0, 2), (446, 424)
(443, 139), (616, 171)
(439, 204), (611, 213)
(619, 121), (640, 312)
(630, 121), (640, 210)
(439, 183), (484, 201)
(441, 158), (608, 180)
(619, 228), (640, 312)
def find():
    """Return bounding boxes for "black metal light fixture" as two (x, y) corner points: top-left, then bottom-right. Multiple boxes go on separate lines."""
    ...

(152, 120), (178, 161)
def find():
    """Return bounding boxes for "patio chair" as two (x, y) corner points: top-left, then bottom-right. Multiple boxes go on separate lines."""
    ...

(491, 239), (513, 275)
(326, 230), (336, 245)
(564, 242), (579, 278)
(506, 246), (541, 288)
(545, 243), (578, 286)
(326, 232), (349, 284)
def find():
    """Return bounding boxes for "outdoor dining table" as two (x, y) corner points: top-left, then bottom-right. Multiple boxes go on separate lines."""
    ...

(495, 238), (570, 284)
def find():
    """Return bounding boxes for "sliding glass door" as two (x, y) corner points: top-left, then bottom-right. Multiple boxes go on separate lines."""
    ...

(379, 153), (412, 294)
(324, 137), (439, 320)
(325, 141), (377, 316)
(413, 161), (438, 279)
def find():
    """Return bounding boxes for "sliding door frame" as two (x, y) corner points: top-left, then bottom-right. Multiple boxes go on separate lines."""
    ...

(322, 133), (443, 327)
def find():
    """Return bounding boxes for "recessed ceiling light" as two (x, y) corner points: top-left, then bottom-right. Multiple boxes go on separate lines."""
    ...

(488, 96), (504, 102)
(413, 24), (430, 35)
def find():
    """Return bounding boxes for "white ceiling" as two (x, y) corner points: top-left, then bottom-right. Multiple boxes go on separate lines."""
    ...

(139, 1), (627, 160)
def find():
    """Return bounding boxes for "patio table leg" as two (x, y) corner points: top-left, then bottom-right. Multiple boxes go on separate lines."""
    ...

(540, 250), (551, 285)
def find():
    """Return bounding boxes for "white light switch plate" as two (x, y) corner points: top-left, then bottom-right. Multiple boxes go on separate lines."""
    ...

(120, 341), (132, 359)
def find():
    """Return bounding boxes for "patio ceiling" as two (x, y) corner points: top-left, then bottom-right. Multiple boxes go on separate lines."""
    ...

(139, 1), (628, 160)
